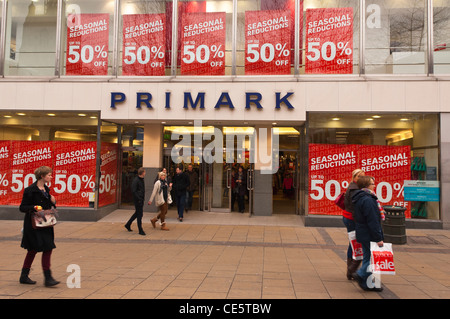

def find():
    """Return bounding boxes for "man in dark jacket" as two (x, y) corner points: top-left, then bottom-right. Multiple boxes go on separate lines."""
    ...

(352, 175), (384, 292)
(125, 167), (146, 235)
(172, 165), (190, 221)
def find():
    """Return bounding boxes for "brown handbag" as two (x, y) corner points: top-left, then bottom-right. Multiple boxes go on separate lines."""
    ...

(31, 209), (58, 229)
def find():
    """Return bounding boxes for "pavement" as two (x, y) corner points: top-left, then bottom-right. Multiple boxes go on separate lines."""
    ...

(1, 208), (450, 300)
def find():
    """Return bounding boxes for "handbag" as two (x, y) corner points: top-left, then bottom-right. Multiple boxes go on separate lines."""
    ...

(348, 231), (363, 260)
(334, 192), (346, 210)
(31, 208), (58, 229)
(370, 242), (395, 275)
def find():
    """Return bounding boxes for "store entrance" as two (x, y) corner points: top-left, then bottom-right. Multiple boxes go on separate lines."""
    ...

(163, 126), (255, 214)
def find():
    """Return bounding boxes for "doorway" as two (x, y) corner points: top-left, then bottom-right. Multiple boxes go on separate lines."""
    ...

(163, 125), (256, 214)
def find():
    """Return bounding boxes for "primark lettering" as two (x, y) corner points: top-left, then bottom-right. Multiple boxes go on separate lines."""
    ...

(110, 91), (295, 110)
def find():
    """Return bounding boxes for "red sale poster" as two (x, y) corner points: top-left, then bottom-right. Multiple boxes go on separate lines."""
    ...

(122, 14), (166, 76)
(180, 12), (226, 75)
(53, 141), (97, 207)
(308, 144), (411, 217)
(309, 144), (358, 215)
(245, 10), (291, 75)
(66, 14), (110, 75)
(360, 145), (411, 218)
(0, 141), (11, 205)
(99, 142), (118, 207)
(9, 141), (54, 205)
(305, 8), (353, 74)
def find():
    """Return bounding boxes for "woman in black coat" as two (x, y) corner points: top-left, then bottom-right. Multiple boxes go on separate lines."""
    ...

(351, 175), (384, 292)
(19, 166), (59, 287)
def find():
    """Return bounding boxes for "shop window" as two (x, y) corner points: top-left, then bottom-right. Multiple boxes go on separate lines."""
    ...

(0, 111), (99, 141)
(308, 113), (440, 220)
(62, 0), (115, 76)
(433, 0), (450, 74)
(365, 0), (427, 74)
(3, 0), (57, 76)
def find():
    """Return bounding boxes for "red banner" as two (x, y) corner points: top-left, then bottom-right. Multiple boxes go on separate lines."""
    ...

(308, 144), (411, 217)
(180, 12), (226, 75)
(53, 141), (97, 207)
(99, 143), (118, 207)
(66, 14), (109, 75)
(305, 8), (353, 74)
(122, 14), (166, 76)
(10, 141), (54, 205)
(0, 141), (10, 204)
(0, 141), (119, 208)
(245, 10), (291, 75)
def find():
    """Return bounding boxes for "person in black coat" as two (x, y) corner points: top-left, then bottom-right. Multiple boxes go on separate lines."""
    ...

(172, 165), (190, 222)
(233, 166), (247, 213)
(125, 167), (146, 235)
(351, 175), (384, 292)
(19, 166), (59, 287)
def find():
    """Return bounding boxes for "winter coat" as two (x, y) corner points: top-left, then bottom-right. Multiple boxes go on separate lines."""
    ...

(19, 182), (56, 252)
(172, 172), (190, 196)
(233, 171), (247, 196)
(149, 180), (171, 206)
(343, 181), (359, 220)
(187, 170), (198, 191)
(352, 189), (384, 244)
(131, 175), (145, 204)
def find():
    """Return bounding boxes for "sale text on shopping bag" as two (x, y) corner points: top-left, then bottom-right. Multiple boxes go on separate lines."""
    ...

(370, 242), (395, 275)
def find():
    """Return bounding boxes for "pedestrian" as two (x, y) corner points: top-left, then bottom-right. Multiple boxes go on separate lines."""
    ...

(351, 175), (384, 292)
(124, 167), (146, 235)
(172, 165), (190, 222)
(19, 166), (59, 287)
(233, 166), (247, 213)
(148, 171), (171, 231)
(343, 168), (365, 280)
(185, 164), (198, 213)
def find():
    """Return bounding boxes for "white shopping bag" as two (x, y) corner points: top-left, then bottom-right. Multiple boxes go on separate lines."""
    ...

(370, 242), (395, 275)
(348, 231), (363, 260)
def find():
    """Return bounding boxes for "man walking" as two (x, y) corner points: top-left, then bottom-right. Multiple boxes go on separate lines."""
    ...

(172, 165), (190, 222)
(125, 167), (146, 235)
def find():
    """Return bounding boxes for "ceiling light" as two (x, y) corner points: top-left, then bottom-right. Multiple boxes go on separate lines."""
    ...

(366, 118), (373, 121)
(4, 115), (12, 118)
(90, 116), (97, 119)
(78, 113), (87, 117)
(17, 113), (26, 116)
(372, 115), (381, 119)
(400, 118), (409, 121)
(332, 118), (340, 121)
(47, 113), (56, 117)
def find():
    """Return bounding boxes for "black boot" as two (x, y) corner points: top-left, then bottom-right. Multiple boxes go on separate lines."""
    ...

(19, 268), (36, 285)
(44, 270), (60, 287)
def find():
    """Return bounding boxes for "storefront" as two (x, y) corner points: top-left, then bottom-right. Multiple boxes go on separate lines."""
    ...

(0, 0), (449, 228)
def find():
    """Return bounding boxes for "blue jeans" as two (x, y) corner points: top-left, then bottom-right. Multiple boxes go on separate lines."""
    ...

(176, 193), (186, 219)
(357, 241), (372, 289)
(342, 217), (356, 260)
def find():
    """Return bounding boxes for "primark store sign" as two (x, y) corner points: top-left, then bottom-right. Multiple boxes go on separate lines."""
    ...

(110, 91), (295, 110)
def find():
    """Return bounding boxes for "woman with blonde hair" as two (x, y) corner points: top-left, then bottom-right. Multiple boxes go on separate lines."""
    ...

(148, 171), (171, 231)
(343, 168), (365, 280)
